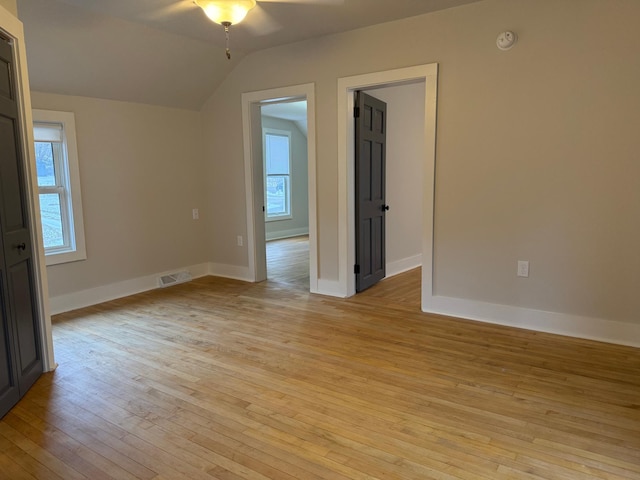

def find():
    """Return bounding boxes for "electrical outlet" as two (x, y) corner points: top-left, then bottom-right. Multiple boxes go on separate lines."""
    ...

(517, 260), (529, 278)
(237, 235), (243, 247)
(192, 208), (199, 220)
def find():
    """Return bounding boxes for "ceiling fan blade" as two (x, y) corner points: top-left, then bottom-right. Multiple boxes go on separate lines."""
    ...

(259, 0), (344, 5)
(244, 5), (282, 36)
(144, 0), (197, 22)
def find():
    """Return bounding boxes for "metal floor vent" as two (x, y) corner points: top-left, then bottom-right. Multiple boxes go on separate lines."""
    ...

(158, 271), (193, 288)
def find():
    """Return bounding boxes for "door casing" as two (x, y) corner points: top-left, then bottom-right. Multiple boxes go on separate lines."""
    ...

(338, 64), (439, 300)
(241, 83), (318, 292)
(0, 6), (54, 372)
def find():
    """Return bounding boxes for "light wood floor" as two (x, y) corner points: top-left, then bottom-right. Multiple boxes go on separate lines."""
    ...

(1, 264), (639, 479)
(266, 236), (309, 290)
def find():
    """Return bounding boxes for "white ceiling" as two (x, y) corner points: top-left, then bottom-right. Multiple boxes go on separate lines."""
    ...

(262, 100), (308, 136)
(17, 0), (484, 109)
(262, 101), (307, 123)
(50, 0), (484, 50)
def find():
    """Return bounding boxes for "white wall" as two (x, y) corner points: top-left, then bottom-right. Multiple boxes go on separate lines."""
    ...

(367, 82), (425, 276)
(262, 116), (309, 241)
(201, 0), (640, 336)
(30, 92), (208, 311)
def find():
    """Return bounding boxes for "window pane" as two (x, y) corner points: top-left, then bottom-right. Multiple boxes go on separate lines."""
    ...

(39, 193), (64, 248)
(35, 141), (56, 186)
(265, 134), (290, 175)
(266, 175), (290, 216)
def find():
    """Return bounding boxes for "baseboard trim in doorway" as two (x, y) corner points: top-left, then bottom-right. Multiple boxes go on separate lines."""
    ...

(266, 228), (310, 241)
(386, 254), (422, 278)
(314, 279), (346, 298)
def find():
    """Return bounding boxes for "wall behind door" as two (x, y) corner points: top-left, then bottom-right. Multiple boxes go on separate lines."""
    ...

(368, 82), (426, 276)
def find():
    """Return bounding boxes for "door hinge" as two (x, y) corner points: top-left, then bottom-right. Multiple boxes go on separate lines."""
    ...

(354, 264), (360, 274)
(354, 106), (360, 118)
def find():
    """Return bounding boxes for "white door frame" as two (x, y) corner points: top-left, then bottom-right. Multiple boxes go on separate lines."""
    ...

(337, 64), (439, 301)
(0, 5), (55, 371)
(241, 83), (318, 292)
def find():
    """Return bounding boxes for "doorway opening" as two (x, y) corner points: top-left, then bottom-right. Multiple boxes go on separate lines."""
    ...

(261, 100), (310, 289)
(241, 83), (318, 293)
(337, 64), (439, 305)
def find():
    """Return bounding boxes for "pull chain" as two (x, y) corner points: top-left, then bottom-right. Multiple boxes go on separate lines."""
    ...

(222, 21), (232, 60)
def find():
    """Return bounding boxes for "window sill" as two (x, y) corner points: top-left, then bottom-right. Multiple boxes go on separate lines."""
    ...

(266, 215), (293, 223)
(45, 249), (87, 266)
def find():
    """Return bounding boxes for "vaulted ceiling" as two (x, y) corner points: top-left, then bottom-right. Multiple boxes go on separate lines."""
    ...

(18, 0), (484, 109)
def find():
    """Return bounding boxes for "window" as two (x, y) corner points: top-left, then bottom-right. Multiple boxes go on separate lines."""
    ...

(32, 109), (86, 265)
(264, 129), (292, 220)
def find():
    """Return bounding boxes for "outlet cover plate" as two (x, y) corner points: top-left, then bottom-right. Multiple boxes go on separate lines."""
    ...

(517, 260), (529, 278)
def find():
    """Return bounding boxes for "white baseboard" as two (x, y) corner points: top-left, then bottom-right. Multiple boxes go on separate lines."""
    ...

(424, 294), (640, 348)
(208, 263), (253, 282)
(49, 263), (210, 315)
(312, 256), (422, 299)
(50, 259), (637, 348)
(265, 228), (310, 241)
(314, 279), (346, 298)
(386, 254), (422, 278)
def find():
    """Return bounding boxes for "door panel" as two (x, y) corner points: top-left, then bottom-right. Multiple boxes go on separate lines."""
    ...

(361, 218), (372, 278)
(0, 114), (25, 230)
(355, 92), (387, 292)
(0, 279), (19, 416)
(0, 54), (11, 98)
(9, 260), (41, 391)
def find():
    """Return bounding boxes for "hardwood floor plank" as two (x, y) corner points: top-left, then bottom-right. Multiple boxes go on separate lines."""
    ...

(0, 412), (114, 480)
(0, 419), (87, 480)
(0, 432), (65, 480)
(1, 250), (638, 479)
(13, 398), (157, 480)
(0, 450), (39, 480)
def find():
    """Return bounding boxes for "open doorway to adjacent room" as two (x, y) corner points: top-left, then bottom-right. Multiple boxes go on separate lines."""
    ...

(337, 64), (438, 306)
(261, 101), (310, 289)
(241, 83), (318, 293)
(352, 82), (426, 295)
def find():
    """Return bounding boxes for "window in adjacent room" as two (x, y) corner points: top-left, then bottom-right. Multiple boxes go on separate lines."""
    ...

(264, 129), (292, 221)
(32, 109), (86, 265)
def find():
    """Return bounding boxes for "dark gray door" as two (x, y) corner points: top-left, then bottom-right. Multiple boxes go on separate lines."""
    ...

(0, 35), (43, 419)
(0, 286), (20, 419)
(355, 91), (388, 292)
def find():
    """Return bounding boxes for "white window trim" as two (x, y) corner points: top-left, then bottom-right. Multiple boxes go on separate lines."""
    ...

(263, 128), (293, 222)
(33, 109), (86, 266)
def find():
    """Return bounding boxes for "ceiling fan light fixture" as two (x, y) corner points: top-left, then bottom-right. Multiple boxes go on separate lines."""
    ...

(195, 0), (257, 25)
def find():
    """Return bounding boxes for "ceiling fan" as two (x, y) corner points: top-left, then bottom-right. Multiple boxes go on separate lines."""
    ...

(157, 0), (343, 59)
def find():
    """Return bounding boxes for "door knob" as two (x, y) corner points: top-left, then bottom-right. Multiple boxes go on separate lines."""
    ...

(381, 205), (390, 211)
(15, 243), (26, 251)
